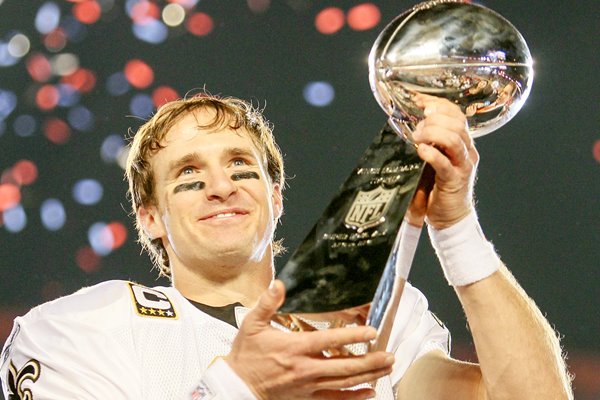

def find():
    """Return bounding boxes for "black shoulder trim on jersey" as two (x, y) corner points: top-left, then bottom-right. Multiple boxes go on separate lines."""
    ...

(127, 282), (178, 319)
(430, 311), (451, 352)
(429, 311), (446, 329)
(7, 359), (40, 400)
(1, 323), (20, 371)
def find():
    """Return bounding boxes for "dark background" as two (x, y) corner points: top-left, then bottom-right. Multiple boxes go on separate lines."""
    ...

(0, 0), (598, 398)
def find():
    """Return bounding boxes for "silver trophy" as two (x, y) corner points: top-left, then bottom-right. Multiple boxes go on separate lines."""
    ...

(369, 0), (533, 142)
(277, 0), (533, 359)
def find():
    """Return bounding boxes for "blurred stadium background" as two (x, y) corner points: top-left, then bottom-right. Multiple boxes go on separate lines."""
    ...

(0, 0), (598, 398)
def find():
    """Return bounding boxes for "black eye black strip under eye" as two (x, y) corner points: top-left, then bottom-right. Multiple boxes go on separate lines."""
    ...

(231, 172), (260, 181)
(173, 181), (205, 194)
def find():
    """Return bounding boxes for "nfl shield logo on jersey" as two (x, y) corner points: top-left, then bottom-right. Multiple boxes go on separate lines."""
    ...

(191, 380), (215, 400)
(345, 185), (398, 232)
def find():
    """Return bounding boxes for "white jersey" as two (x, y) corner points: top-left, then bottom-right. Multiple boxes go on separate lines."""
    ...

(0, 280), (449, 399)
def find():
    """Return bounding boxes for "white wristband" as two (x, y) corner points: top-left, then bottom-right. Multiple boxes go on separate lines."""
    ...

(427, 211), (500, 287)
(191, 358), (257, 400)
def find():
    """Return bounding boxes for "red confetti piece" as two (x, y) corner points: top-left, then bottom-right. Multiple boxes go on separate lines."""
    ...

(0, 184), (21, 212)
(44, 28), (68, 51)
(11, 160), (38, 186)
(347, 3), (381, 31)
(107, 221), (128, 249)
(73, 0), (102, 25)
(61, 68), (97, 93)
(131, 1), (160, 23)
(36, 84), (60, 111)
(76, 246), (101, 273)
(43, 118), (71, 144)
(186, 12), (214, 36)
(593, 139), (600, 164)
(124, 59), (154, 89)
(26, 53), (52, 82)
(315, 7), (345, 35)
(152, 85), (179, 108)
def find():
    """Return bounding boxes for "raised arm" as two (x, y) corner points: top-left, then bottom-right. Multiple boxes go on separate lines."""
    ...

(396, 95), (572, 399)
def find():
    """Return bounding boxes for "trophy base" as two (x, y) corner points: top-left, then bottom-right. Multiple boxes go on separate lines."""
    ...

(272, 304), (370, 357)
(272, 274), (408, 358)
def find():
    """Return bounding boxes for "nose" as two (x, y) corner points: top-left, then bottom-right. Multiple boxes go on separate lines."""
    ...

(203, 167), (237, 201)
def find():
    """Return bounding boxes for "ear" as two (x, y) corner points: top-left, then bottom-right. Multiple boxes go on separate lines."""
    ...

(137, 204), (166, 241)
(271, 183), (283, 222)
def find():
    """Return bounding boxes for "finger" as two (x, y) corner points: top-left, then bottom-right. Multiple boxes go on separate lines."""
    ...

(421, 112), (470, 145)
(412, 105), (471, 147)
(313, 388), (377, 400)
(423, 100), (462, 119)
(412, 92), (440, 107)
(421, 103), (472, 148)
(416, 143), (456, 181)
(309, 352), (394, 379)
(242, 280), (286, 333)
(414, 125), (471, 167)
(313, 364), (394, 392)
(414, 93), (462, 116)
(417, 96), (463, 115)
(297, 326), (378, 354)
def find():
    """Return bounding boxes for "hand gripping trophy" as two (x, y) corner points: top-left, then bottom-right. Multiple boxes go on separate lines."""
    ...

(275, 0), (533, 357)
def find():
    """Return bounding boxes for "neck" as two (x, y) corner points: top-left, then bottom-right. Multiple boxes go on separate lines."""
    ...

(170, 255), (274, 308)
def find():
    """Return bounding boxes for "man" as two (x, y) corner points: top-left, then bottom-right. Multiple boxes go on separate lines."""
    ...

(1, 94), (572, 399)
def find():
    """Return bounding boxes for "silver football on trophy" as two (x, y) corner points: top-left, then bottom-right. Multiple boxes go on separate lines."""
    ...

(368, 0), (533, 141)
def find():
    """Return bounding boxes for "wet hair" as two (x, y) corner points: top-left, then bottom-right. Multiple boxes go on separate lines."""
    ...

(125, 94), (285, 278)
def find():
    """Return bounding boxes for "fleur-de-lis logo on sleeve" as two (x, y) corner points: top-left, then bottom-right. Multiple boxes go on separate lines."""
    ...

(6, 359), (40, 400)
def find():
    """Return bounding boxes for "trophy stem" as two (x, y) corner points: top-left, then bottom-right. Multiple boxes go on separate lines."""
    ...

(370, 279), (408, 353)
(278, 123), (426, 315)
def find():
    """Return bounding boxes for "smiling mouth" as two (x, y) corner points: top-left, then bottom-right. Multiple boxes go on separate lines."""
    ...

(212, 212), (237, 219)
(201, 210), (248, 221)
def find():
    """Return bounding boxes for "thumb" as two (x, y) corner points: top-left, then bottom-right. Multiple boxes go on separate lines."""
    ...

(243, 280), (286, 333)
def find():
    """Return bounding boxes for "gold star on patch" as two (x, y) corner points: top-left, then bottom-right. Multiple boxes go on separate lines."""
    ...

(128, 282), (178, 319)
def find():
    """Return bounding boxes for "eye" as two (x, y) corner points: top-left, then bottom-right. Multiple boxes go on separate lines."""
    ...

(232, 158), (248, 167)
(180, 166), (195, 176)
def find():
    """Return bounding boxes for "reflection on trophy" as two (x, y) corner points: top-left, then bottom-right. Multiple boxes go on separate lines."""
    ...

(275, 0), (533, 360)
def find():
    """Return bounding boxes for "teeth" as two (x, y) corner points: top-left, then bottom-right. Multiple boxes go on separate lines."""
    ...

(213, 212), (236, 218)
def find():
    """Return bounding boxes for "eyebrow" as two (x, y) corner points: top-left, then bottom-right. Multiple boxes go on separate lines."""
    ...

(167, 153), (202, 178)
(227, 147), (258, 162)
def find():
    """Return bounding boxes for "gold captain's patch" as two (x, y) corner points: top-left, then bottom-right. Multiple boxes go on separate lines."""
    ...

(128, 282), (177, 319)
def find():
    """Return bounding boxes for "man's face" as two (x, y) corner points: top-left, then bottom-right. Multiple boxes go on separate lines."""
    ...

(139, 109), (282, 273)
